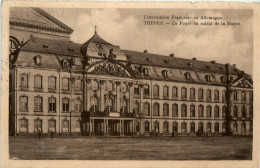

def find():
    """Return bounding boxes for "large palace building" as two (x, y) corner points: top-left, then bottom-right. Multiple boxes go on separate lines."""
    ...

(9, 7), (253, 136)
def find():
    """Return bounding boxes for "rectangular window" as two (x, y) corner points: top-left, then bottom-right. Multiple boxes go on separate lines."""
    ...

(198, 89), (204, 100)
(172, 87), (178, 98)
(233, 91), (238, 101)
(163, 86), (169, 97)
(34, 75), (42, 88)
(49, 97), (56, 112)
(20, 74), (28, 88)
(145, 122), (150, 132)
(190, 105), (195, 117)
(153, 85), (159, 97)
(190, 88), (195, 99)
(74, 80), (82, 91)
(222, 91), (226, 101)
(62, 78), (69, 90)
(135, 102), (139, 114)
(20, 119), (28, 132)
(181, 87), (187, 98)
(48, 77), (56, 89)
(134, 85), (140, 95)
(181, 123), (187, 133)
(206, 106), (212, 118)
(207, 123), (211, 132)
(163, 122), (169, 133)
(153, 103), (160, 116)
(190, 123), (195, 132)
(143, 85), (150, 96)
(62, 98), (69, 112)
(154, 122), (159, 132)
(20, 96), (28, 111)
(34, 97), (43, 112)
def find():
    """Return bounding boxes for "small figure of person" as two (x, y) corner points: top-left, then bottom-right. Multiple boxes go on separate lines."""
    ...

(37, 128), (41, 139)
(50, 128), (54, 139)
(171, 130), (175, 140)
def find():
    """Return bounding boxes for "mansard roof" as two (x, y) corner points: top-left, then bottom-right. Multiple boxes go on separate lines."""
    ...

(16, 36), (250, 82)
(10, 7), (73, 34)
(123, 50), (242, 75)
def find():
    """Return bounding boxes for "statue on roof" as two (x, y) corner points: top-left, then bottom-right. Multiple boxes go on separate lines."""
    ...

(108, 48), (117, 60)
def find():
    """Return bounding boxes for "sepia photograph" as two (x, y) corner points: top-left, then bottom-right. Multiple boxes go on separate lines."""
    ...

(1, 2), (260, 168)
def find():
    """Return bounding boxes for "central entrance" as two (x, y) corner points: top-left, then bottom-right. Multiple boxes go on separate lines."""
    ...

(108, 120), (120, 136)
(94, 119), (104, 136)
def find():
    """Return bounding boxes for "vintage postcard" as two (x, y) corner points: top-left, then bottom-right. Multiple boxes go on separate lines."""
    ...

(1, 1), (260, 168)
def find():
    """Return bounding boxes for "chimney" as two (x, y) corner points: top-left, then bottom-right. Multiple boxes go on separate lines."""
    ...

(233, 64), (236, 68)
(144, 50), (148, 53)
(211, 60), (216, 64)
(169, 53), (174, 57)
(192, 57), (197, 61)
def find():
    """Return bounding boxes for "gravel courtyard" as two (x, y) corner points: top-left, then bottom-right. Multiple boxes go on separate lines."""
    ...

(9, 135), (252, 160)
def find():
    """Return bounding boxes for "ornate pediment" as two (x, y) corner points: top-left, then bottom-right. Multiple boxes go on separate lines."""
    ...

(232, 77), (253, 88)
(88, 62), (131, 77)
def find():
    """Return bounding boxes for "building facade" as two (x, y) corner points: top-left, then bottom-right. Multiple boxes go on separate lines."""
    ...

(9, 7), (253, 136)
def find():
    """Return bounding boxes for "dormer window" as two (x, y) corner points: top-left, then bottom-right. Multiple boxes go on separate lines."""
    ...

(184, 72), (191, 80)
(34, 55), (42, 65)
(144, 68), (149, 76)
(62, 59), (69, 68)
(187, 62), (192, 67)
(220, 76), (227, 84)
(206, 65), (211, 69)
(43, 44), (49, 48)
(205, 75), (211, 82)
(162, 70), (168, 78)
(68, 48), (74, 52)
(146, 58), (152, 62)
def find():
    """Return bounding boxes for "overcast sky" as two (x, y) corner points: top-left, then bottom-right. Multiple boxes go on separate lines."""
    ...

(44, 8), (253, 75)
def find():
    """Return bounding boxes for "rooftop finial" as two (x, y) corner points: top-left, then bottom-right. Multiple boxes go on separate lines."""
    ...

(95, 25), (97, 34)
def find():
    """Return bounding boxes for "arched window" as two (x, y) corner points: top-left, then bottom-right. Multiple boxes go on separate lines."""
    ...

(181, 87), (187, 98)
(62, 120), (69, 132)
(163, 103), (169, 116)
(222, 122), (226, 132)
(120, 98), (128, 113)
(153, 103), (160, 116)
(233, 90), (238, 101)
(145, 121), (150, 132)
(172, 122), (178, 132)
(154, 121), (159, 132)
(34, 119), (42, 132)
(134, 101), (139, 114)
(181, 104), (187, 117)
(190, 88), (195, 99)
(34, 96), (43, 112)
(233, 122), (238, 132)
(198, 105), (204, 117)
(153, 85), (159, 97)
(172, 86), (178, 98)
(214, 106), (219, 118)
(206, 106), (212, 118)
(233, 105), (238, 118)
(206, 89), (212, 101)
(48, 119), (56, 132)
(181, 122), (187, 133)
(92, 80), (99, 91)
(215, 123), (219, 132)
(207, 122), (212, 132)
(34, 75), (42, 89)
(163, 86), (169, 97)
(91, 97), (99, 112)
(222, 106), (226, 118)
(76, 120), (81, 132)
(190, 104), (195, 117)
(62, 98), (70, 112)
(121, 83), (127, 93)
(242, 105), (246, 118)
(214, 90), (219, 100)
(143, 102), (150, 115)
(190, 122), (195, 132)
(222, 90), (226, 101)
(20, 95), (28, 111)
(106, 81), (113, 92)
(20, 118), (28, 132)
(198, 89), (204, 100)
(75, 99), (82, 112)
(163, 121), (169, 133)
(105, 98), (114, 112)
(172, 104), (178, 117)
(241, 122), (246, 132)
(199, 122), (204, 132)
(48, 97), (56, 112)
(241, 91), (246, 102)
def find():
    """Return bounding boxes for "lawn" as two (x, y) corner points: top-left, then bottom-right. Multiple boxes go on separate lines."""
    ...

(9, 135), (252, 160)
